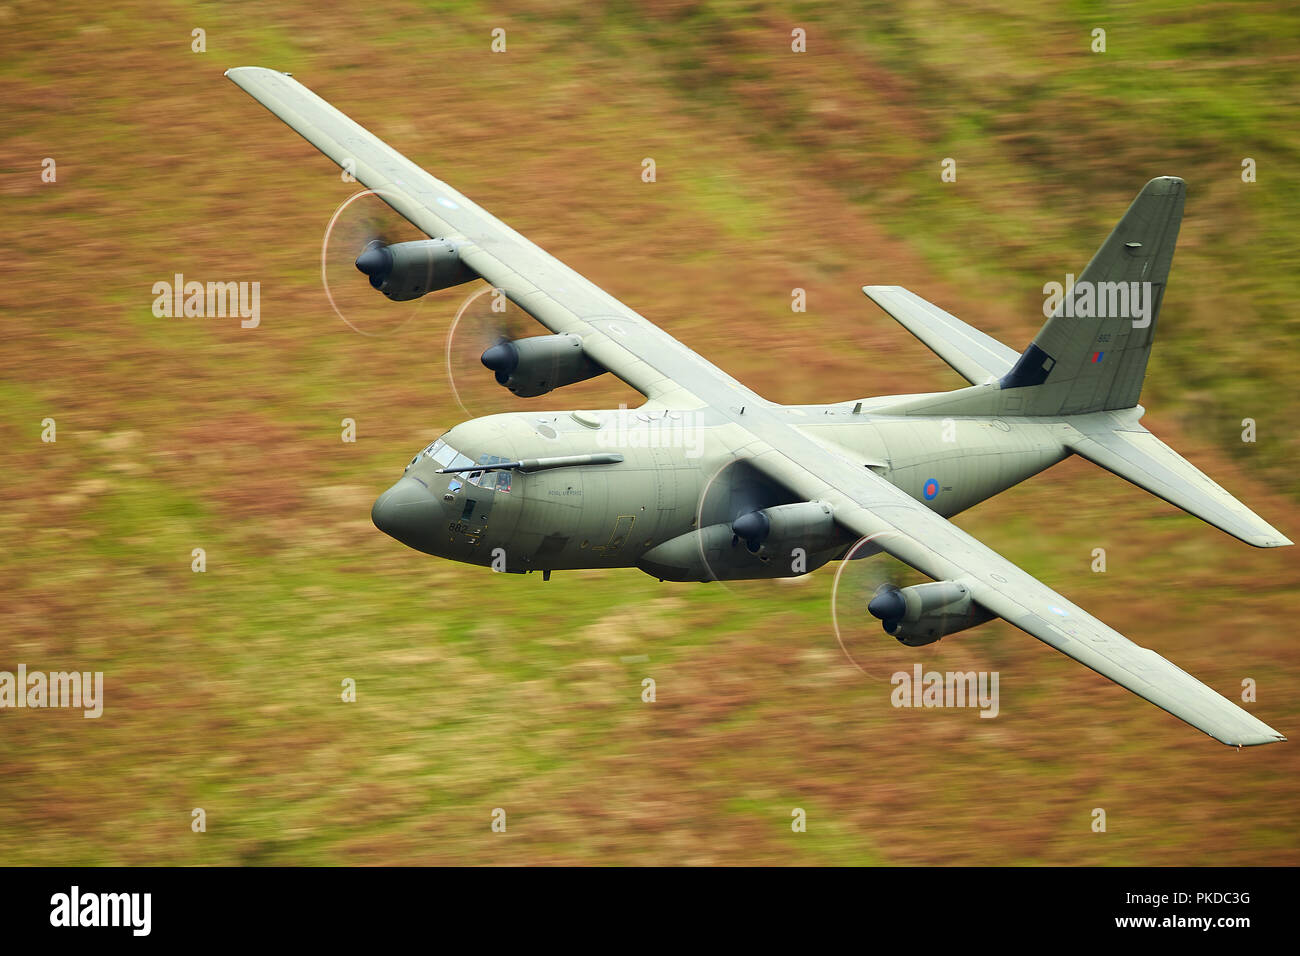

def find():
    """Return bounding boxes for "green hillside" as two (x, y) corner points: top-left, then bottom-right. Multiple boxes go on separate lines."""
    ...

(0, 0), (1296, 864)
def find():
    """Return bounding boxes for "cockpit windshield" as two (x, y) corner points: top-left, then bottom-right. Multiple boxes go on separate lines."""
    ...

(410, 439), (512, 492)
(469, 455), (513, 493)
(421, 438), (459, 468)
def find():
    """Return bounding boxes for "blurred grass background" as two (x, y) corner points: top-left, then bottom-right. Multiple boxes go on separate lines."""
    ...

(0, 0), (1297, 863)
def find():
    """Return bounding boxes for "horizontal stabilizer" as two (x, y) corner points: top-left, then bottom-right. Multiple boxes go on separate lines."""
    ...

(863, 286), (1020, 385)
(1067, 413), (1292, 548)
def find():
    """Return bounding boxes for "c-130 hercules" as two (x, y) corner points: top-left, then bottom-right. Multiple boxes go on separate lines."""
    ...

(229, 67), (1289, 747)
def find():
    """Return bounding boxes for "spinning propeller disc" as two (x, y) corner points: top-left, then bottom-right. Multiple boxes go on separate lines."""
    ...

(320, 189), (431, 338)
(443, 290), (539, 418)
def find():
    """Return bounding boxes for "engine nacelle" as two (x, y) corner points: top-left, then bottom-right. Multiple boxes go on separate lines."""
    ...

(867, 580), (996, 647)
(731, 501), (837, 555)
(480, 333), (605, 397)
(354, 238), (478, 301)
(638, 502), (843, 582)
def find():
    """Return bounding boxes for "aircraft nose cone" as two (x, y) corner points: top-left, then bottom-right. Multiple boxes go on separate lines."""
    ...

(355, 243), (392, 278)
(372, 477), (440, 550)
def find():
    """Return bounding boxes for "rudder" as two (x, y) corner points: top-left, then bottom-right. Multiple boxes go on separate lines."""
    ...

(1001, 176), (1185, 415)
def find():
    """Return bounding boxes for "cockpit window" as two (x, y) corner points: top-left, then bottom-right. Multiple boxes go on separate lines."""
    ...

(422, 439), (457, 467)
(410, 441), (513, 492)
(479, 471), (512, 493)
(467, 454), (513, 493)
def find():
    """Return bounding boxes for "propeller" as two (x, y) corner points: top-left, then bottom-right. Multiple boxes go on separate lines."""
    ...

(321, 190), (424, 337)
(444, 291), (537, 417)
(688, 462), (779, 590)
(827, 543), (921, 677)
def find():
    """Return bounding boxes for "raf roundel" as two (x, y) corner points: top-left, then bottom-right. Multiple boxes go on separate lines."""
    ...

(923, 478), (940, 500)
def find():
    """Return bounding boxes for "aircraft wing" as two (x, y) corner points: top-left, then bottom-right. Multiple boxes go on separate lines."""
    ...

(229, 67), (1282, 747)
(745, 444), (1285, 747)
(226, 66), (753, 408)
(862, 285), (1020, 385)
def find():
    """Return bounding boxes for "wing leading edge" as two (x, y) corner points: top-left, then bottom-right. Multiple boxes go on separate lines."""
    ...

(225, 66), (753, 407)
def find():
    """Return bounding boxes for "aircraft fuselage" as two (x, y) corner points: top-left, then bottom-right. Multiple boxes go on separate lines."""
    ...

(371, 397), (1069, 581)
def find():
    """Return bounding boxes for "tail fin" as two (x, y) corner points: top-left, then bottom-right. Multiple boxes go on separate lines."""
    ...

(874, 177), (1186, 420)
(865, 178), (1287, 547)
(1000, 176), (1185, 415)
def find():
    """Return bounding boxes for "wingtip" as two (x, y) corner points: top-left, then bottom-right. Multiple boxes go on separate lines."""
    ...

(1247, 531), (1293, 548)
(1228, 729), (1287, 747)
(225, 66), (292, 81)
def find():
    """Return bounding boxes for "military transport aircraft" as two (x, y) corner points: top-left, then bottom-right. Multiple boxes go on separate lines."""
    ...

(228, 66), (1289, 747)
